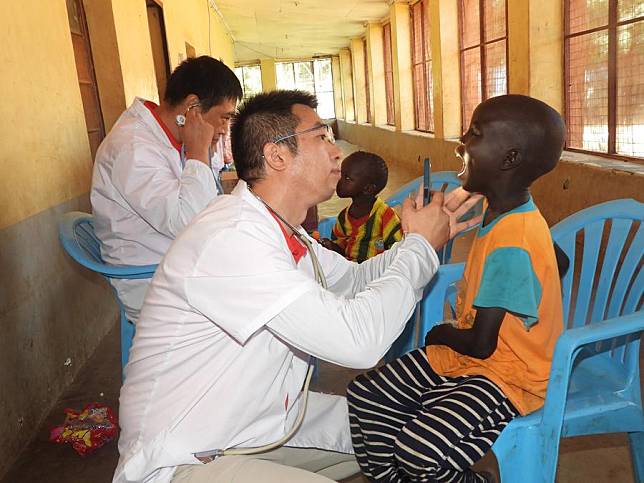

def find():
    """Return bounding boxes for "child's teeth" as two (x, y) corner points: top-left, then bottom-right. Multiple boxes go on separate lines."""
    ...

(457, 151), (470, 176)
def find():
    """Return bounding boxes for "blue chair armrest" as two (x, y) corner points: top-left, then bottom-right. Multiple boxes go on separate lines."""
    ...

(537, 311), (644, 462)
(554, 310), (644, 354)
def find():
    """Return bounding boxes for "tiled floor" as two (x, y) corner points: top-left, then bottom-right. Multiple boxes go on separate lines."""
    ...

(2, 141), (640, 483)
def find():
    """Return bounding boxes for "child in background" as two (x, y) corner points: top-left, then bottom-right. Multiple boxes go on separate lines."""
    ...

(347, 95), (566, 482)
(320, 151), (403, 263)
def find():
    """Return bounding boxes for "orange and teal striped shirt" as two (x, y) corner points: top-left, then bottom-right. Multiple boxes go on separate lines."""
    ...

(331, 197), (403, 263)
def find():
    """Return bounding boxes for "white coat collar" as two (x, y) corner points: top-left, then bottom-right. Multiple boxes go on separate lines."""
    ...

(129, 97), (178, 151)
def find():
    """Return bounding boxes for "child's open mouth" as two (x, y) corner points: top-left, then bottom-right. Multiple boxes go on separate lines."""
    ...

(455, 144), (470, 178)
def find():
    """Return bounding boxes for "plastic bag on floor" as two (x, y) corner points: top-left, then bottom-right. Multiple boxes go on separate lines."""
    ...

(49, 403), (117, 456)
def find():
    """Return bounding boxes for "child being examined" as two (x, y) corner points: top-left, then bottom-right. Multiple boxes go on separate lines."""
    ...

(347, 95), (567, 483)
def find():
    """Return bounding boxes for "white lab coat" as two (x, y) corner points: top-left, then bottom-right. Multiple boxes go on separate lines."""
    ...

(113, 181), (440, 483)
(91, 98), (220, 322)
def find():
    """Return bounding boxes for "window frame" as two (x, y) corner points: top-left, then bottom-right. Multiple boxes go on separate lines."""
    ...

(363, 37), (372, 124)
(383, 22), (396, 126)
(275, 58), (336, 119)
(563, 0), (644, 162)
(410, 0), (434, 133)
(458, 0), (509, 133)
(234, 63), (263, 101)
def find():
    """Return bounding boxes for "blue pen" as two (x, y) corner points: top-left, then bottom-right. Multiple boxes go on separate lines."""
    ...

(423, 157), (431, 206)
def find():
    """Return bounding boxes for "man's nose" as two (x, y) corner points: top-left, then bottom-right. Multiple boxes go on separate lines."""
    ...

(330, 143), (342, 161)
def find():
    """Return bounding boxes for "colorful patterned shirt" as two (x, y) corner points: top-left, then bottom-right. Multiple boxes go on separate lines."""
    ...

(426, 197), (563, 415)
(332, 197), (402, 263)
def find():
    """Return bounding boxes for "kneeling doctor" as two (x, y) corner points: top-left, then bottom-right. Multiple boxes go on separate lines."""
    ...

(113, 90), (482, 483)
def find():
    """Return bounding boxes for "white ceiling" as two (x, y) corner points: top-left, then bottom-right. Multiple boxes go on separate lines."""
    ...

(213, 0), (391, 63)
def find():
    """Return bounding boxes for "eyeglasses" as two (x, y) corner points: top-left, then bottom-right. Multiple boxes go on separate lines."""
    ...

(273, 124), (336, 145)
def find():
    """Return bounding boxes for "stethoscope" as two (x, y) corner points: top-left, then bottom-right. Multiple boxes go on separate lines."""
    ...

(193, 187), (325, 461)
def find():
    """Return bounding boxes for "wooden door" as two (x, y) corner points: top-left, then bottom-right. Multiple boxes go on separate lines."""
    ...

(147, 0), (171, 100)
(66, 0), (105, 160)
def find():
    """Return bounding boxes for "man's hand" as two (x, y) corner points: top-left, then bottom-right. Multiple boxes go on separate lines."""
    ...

(401, 190), (450, 249)
(181, 107), (214, 166)
(443, 187), (484, 239)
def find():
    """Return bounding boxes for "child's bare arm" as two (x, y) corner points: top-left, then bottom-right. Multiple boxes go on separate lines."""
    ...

(424, 307), (505, 359)
(320, 238), (345, 255)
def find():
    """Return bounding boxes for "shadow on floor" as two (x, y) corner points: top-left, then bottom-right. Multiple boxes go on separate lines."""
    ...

(3, 322), (640, 482)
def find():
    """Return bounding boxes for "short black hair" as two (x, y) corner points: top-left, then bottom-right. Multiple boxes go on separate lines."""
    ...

(163, 56), (242, 111)
(344, 151), (389, 193)
(231, 90), (318, 183)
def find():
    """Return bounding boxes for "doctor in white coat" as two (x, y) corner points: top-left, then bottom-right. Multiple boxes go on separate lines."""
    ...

(114, 90), (482, 483)
(91, 56), (242, 324)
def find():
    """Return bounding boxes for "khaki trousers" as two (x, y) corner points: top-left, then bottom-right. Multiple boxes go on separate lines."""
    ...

(171, 447), (360, 482)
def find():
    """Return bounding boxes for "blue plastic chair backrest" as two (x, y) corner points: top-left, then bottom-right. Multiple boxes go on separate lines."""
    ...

(58, 212), (157, 279)
(550, 199), (643, 367)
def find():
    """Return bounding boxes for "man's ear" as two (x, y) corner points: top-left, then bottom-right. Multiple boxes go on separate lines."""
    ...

(501, 149), (521, 171)
(183, 94), (200, 109)
(262, 143), (287, 172)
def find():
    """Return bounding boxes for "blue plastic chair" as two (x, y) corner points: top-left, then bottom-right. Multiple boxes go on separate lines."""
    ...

(58, 212), (157, 373)
(412, 198), (644, 483)
(318, 171), (467, 263)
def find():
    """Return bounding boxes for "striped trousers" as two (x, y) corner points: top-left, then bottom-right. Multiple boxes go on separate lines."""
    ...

(347, 349), (518, 482)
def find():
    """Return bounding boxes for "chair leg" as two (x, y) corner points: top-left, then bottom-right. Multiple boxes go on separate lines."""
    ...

(628, 431), (644, 483)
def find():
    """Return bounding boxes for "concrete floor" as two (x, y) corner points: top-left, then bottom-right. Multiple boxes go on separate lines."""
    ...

(2, 140), (640, 482)
(1, 322), (638, 483)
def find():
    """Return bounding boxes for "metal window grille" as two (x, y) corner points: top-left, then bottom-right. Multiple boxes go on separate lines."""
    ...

(411, 0), (435, 132)
(458, 0), (508, 132)
(565, 0), (644, 160)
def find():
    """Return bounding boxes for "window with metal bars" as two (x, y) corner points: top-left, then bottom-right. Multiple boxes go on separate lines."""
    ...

(565, 0), (644, 160)
(383, 23), (395, 125)
(410, 0), (434, 132)
(363, 38), (371, 123)
(275, 58), (336, 119)
(458, 0), (508, 132)
(234, 64), (262, 101)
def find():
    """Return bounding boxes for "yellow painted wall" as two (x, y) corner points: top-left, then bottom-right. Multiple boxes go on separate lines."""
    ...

(0, 0), (92, 230)
(331, 56), (344, 119)
(339, 49), (355, 121)
(111, 0), (158, 104)
(528, 0), (563, 112)
(351, 38), (368, 124)
(367, 23), (387, 126)
(84, 0), (127, 132)
(508, 0), (530, 95)
(260, 59), (277, 91)
(163, 0), (235, 69)
(390, 2), (414, 131)
(430, 0), (462, 138)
